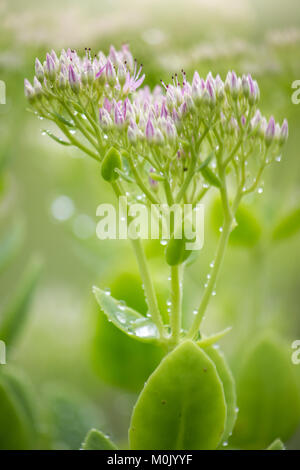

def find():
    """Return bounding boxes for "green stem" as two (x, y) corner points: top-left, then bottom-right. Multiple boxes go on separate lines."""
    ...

(186, 217), (232, 339)
(131, 238), (165, 337)
(111, 181), (165, 338)
(170, 265), (182, 344)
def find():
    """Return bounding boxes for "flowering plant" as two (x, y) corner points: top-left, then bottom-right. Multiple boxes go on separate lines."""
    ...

(25, 45), (288, 450)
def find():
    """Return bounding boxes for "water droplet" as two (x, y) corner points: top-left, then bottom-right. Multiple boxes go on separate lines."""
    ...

(193, 309), (198, 315)
(276, 154), (282, 162)
(210, 262), (214, 268)
(235, 407), (239, 413)
(203, 183), (209, 189)
(160, 240), (168, 246)
(135, 324), (158, 338)
(41, 130), (46, 136)
(167, 300), (172, 306)
(104, 288), (111, 296)
(204, 283), (208, 288)
(69, 129), (76, 135)
(119, 300), (126, 311)
(38, 116), (44, 120)
(207, 274), (211, 279)
(81, 114), (87, 120)
(222, 441), (228, 447)
(258, 187), (263, 194)
(212, 291), (216, 296)
(219, 227), (223, 232)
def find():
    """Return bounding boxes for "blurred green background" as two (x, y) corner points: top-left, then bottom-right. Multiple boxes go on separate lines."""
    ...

(1, 0), (300, 450)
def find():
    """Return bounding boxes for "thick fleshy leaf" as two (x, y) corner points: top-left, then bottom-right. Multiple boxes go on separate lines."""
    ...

(231, 333), (300, 449)
(129, 340), (226, 450)
(204, 345), (237, 445)
(93, 286), (160, 343)
(82, 429), (118, 450)
(267, 438), (285, 450)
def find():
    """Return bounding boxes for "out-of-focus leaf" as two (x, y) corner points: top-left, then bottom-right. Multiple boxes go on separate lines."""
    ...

(267, 438), (285, 450)
(0, 257), (42, 349)
(0, 368), (38, 450)
(231, 333), (300, 450)
(129, 341), (226, 450)
(205, 345), (237, 445)
(272, 208), (300, 242)
(44, 385), (104, 450)
(93, 286), (160, 342)
(0, 220), (24, 274)
(81, 429), (118, 450)
(92, 272), (165, 392)
(211, 198), (262, 247)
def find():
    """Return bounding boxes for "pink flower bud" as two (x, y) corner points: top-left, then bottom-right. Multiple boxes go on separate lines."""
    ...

(35, 58), (44, 82)
(33, 76), (43, 97)
(265, 116), (276, 145)
(146, 118), (155, 141)
(68, 65), (80, 93)
(45, 53), (56, 81)
(106, 59), (116, 87)
(279, 119), (288, 145)
(24, 79), (35, 101)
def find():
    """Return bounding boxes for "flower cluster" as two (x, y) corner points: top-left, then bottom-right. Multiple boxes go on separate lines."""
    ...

(24, 45), (288, 207)
(24, 45), (145, 102)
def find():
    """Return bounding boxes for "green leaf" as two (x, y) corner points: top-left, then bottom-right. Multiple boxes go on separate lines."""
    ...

(82, 429), (118, 450)
(0, 220), (24, 274)
(197, 327), (232, 348)
(204, 346), (237, 445)
(93, 286), (160, 343)
(0, 257), (42, 349)
(267, 438), (285, 450)
(0, 368), (38, 449)
(231, 333), (300, 449)
(200, 166), (221, 188)
(211, 198), (262, 247)
(101, 147), (122, 182)
(43, 129), (72, 146)
(92, 272), (166, 392)
(272, 207), (300, 242)
(129, 340), (226, 450)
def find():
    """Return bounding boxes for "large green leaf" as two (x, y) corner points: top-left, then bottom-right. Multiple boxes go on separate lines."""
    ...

(81, 429), (118, 450)
(129, 340), (226, 450)
(93, 286), (160, 342)
(231, 333), (300, 449)
(204, 345), (237, 445)
(272, 207), (300, 242)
